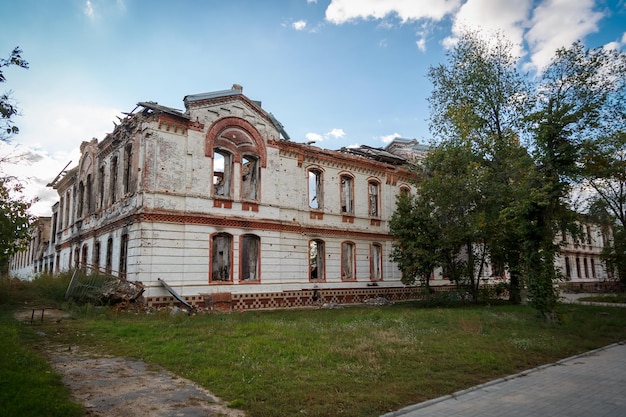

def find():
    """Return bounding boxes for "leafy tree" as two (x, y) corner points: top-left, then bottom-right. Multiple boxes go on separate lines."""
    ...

(0, 47), (32, 274)
(392, 31), (626, 318)
(423, 30), (534, 303)
(1, 47), (29, 141)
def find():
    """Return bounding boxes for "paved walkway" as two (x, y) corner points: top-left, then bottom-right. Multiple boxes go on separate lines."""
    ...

(383, 295), (626, 417)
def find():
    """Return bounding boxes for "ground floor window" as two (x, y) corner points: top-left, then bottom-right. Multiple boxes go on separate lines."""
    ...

(309, 239), (325, 281)
(211, 233), (232, 282)
(241, 234), (260, 282)
(341, 241), (355, 281)
(370, 243), (382, 281)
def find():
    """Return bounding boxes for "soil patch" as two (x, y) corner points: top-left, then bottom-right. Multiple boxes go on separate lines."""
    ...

(15, 309), (245, 417)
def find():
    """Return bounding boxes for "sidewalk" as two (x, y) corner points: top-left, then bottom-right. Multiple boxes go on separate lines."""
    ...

(382, 295), (626, 417)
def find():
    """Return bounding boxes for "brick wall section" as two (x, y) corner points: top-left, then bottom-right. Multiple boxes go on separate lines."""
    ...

(146, 286), (442, 312)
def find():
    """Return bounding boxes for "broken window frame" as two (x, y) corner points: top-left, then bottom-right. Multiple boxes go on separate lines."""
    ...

(341, 241), (356, 281)
(98, 165), (105, 210)
(340, 174), (354, 214)
(77, 181), (84, 218)
(123, 144), (133, 195)
(86, 173), (93, 215)
(309, 239), (325, 282)
(370, 243), (383, 281)
(211, 233), (233, 283)
(105, 237), (113, 275)
(213, 149), (232, 198)
(119, 233), (128, 280)
(308, 167), (323, 210)
(94, 240), (101, 271)
(240, 234), (260, 282)
(110, 156), (118, 204)
(368, 179), (380, 218)
(241, 154), (260, 201)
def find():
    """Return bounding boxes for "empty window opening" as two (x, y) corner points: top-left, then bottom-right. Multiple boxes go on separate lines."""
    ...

(583, 258), (589, 278)
(213, 150), (232, 197)
(308, 168), (323, 209)
(119, 233), (128, 279)
(241, 234), (260, 281)
(371, 243), (382, 281)
(341, 241), (355, 280)
(86, 174), (93, 214)
(110, 156), (118, 204)
(368, 180), (380, 217)
(241, 155), (259, 200)
(99, 166), (105, 209)
(575, 257), (581, 278)
(81, 244), (89, 268)
(565, 257), (571, 278)
(340, 175), (354, 214)
(124, 144), (133, 194)
(94, 241), (101, 271)
(309, 239), (325, 281)
(77, 181), (85, 218)
(105, 237), (113, 274)
(591, 258), (596, 278)
(212, 233), (232, 282)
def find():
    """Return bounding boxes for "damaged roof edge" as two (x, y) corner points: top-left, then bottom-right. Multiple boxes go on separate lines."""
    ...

(136, 101), (189, 120)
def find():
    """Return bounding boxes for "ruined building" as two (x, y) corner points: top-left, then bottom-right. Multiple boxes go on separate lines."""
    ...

(37, 85), (426, 309)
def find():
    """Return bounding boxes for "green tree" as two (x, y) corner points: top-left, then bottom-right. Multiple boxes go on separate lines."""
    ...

(424, 29), (535, 303)
(1, 47), (29, 141)
(0, 47), (32, 274)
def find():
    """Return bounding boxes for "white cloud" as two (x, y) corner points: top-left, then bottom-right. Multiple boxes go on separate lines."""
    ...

(325, 0), (462, 24)
(305, 128), (346, 142)
(307, 0), (317, 3)
(381, 133), (402, 144)
(603, 32), (626, 51)
(327, 128), (345, 138)
(84, 0), (95, 19)
(445, 0), (531, 59)
(305, 132), (323, 142)
(416, 37), (426, 52)
(293, 20), (307, 31)
(525, 0), (603, 71)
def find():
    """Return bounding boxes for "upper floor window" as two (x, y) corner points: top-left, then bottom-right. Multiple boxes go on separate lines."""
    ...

(211, 233), (232, 282)
(340, 174), (354, 214)
(308, 168), (323, 210)
(98, 165), (105, 209)
(77, 181), (85, 218)
(368, 180), (380, 217)
(213, 149), (232, 198)
(241, 234), (260, 282)
(309, 239), (325, 281)
(241, 155), (259, 201)
(123, 144), (133, 195)
(110, 156), (118, 204)
(86, 174), (93, 215)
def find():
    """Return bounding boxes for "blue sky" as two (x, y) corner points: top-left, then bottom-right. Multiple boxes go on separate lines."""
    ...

(1, 0), (625, 215)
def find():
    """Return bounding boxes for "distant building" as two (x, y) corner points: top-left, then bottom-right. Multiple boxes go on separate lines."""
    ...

(8, 216), (53, 279)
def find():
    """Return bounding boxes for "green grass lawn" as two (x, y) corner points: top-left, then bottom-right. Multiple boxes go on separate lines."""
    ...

(3, 275), (626, 417)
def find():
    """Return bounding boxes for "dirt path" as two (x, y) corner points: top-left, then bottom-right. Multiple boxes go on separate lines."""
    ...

(15, 309), (245, 417)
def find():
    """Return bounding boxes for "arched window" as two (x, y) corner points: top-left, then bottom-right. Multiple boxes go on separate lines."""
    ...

(368, 179), (380, 217)
(370, 243), (383, 281)
(77, 181), (85, 218)
(241, 154), (259, 200)
(213, 150), (232, 198)
(211, 233), (232, 282)
(341, 241), (356, 281)
(309, 239), (325, 281)
(340, 174), (354, 214)
(123, 144), (133, 194)
(110, 156), (118, 204)
(86, 174), (93, 214)
(241, 234), (260, 282)
(308, 168), (323, 210)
